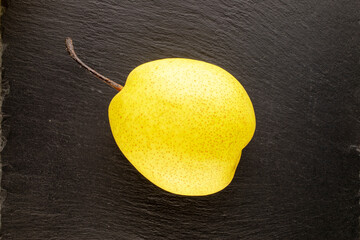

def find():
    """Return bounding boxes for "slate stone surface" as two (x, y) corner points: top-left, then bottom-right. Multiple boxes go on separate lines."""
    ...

(1, 1), (359, 239)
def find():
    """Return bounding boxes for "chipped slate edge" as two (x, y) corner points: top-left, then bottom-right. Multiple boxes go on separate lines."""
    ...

(0, 0), (7, 233)
(0, 0), (3, 232)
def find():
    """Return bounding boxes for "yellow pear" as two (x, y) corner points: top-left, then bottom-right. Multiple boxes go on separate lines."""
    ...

(66, 38), (256, 196)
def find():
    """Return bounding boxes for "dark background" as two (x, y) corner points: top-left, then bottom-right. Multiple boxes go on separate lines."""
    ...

(1, 1), (359, 239)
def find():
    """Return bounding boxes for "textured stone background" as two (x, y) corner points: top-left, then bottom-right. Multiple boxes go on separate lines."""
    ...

(0, 0), (7, 232)
(1, 1), (359, 239)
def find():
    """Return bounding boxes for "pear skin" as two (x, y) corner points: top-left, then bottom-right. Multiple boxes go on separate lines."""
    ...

(108, 58), (255, 196)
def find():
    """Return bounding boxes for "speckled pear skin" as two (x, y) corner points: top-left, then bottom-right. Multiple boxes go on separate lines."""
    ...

(108, 58), (255, 196)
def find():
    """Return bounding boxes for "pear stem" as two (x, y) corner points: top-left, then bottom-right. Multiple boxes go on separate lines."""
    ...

(65, 37), (123, 91)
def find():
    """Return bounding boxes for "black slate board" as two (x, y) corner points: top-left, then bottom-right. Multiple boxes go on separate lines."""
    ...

(1, 1), (359, 239)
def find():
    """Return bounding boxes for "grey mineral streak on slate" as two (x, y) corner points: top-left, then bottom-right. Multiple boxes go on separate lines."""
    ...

(1, 0), (360, 239)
